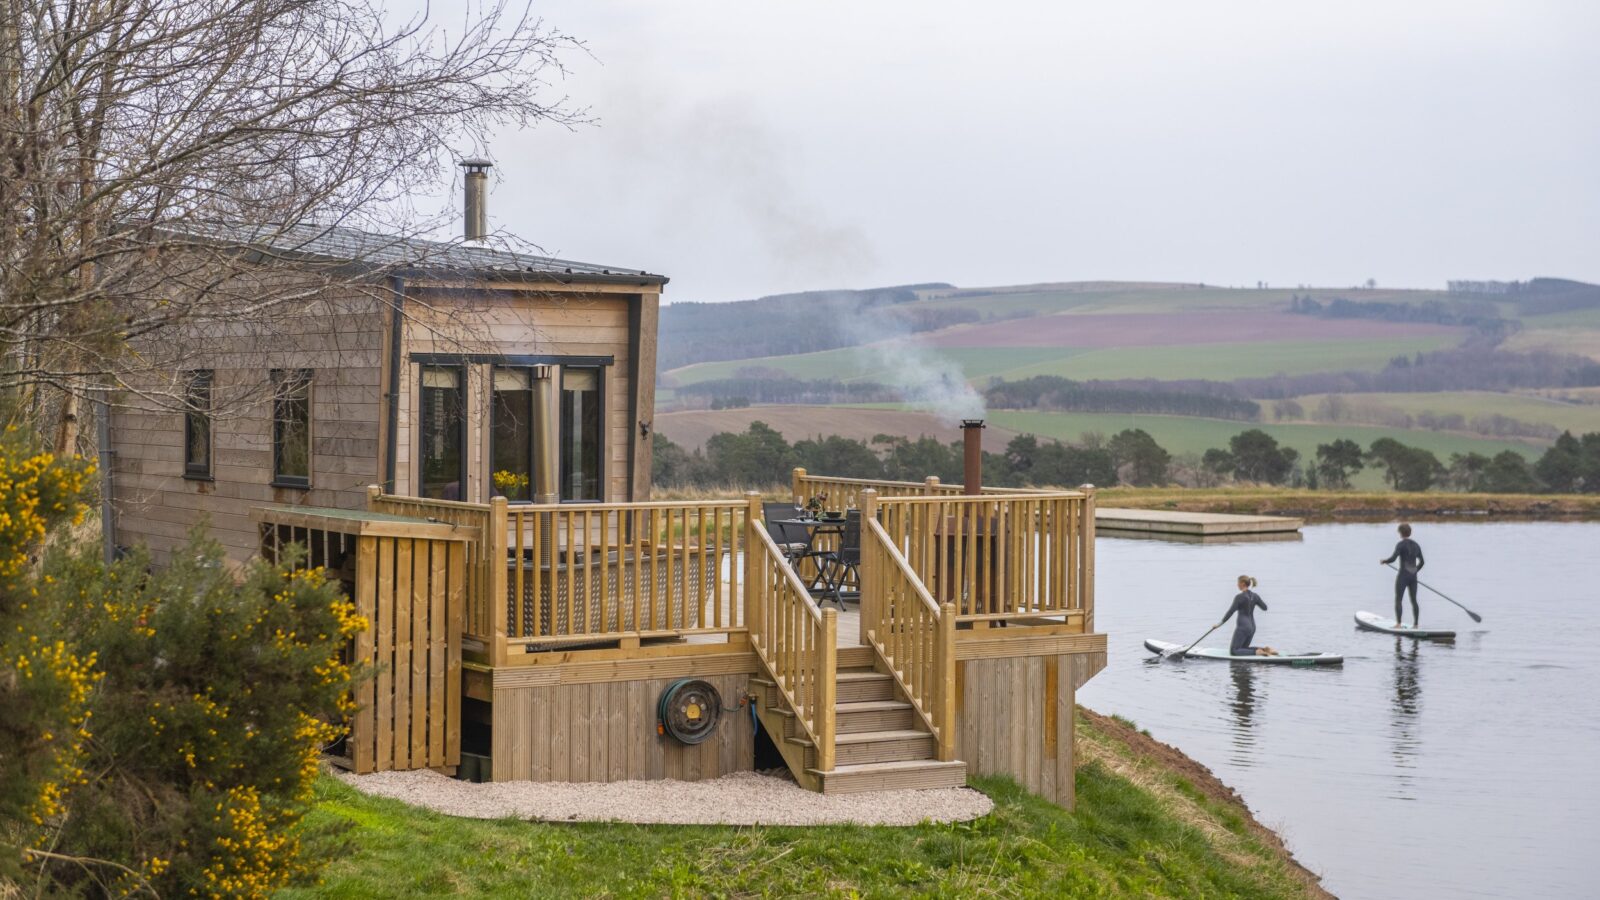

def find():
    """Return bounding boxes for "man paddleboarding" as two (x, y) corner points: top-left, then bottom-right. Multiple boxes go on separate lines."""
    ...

(1219, 575), (1278, 657)
(1380, 523), (1426, 629)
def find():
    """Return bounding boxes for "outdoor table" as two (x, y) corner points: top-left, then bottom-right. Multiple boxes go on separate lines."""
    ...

(772, 517), (847, 593)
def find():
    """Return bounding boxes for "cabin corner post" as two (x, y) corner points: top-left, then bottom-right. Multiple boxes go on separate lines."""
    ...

(1079, 484), (1096, 633)
(858, 489), (879, 647)
(488, 496), (510, 666)
(791, 467), (806, 504)
(743, 492), (762, 637)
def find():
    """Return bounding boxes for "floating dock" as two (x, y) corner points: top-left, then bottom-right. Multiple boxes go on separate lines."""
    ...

(1095, 507), (1302, 537)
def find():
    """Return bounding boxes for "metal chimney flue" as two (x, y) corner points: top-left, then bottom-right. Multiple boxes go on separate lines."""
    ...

(460, 158), (492, 241)
(961, 419), (985, 495)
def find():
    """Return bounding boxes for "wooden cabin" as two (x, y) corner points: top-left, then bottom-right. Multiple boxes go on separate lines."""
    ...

(107, 196), (1107, 804)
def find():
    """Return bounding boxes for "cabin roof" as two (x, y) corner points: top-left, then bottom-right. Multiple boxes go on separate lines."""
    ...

(162, 221), (668, 286)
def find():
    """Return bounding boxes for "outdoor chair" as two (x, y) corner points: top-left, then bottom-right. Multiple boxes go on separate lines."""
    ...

(817, 509), (861, 608)
(762, 502), (810, 563)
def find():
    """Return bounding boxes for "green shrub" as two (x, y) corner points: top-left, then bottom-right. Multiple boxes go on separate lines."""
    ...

(1, 443), (367, 898)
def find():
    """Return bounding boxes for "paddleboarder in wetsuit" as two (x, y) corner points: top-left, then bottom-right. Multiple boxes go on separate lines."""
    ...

(1381, 523), (1425, 629)
(1219, 575), (1278, 657)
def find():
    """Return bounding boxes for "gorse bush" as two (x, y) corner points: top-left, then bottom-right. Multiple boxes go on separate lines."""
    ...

(1, 442), (368, 898)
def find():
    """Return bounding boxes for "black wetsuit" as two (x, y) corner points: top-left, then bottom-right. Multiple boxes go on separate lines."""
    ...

(1221, 590), (1267, 656)
(1383, 538), (1425, 625)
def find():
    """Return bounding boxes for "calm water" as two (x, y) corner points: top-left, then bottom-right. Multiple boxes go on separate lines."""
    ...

(1078, 522), (1599, 900)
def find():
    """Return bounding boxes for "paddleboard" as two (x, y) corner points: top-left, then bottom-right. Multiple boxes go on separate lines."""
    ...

(1354, 611), (1455, 639)
(1144, 639), (1343, 666)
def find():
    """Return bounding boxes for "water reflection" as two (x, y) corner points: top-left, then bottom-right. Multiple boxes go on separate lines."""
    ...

(1228, 663), (1259, 764)
(1389, 638), (1421, 799)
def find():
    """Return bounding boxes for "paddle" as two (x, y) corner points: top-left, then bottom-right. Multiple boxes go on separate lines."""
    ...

(1385, 562), (1483, 623)
(1162, 622), (1222, 660)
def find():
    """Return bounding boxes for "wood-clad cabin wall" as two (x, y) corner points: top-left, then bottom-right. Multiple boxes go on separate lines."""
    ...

(397, 286), (658, 502)
(110, 288), (387, 564)
(954, 651), (1107, 809)
(489, 672), (753, 783)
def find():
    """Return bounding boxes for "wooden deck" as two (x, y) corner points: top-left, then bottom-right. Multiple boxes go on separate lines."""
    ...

(1094, 507), (1302, 536)
(262, 474), (1106, 804)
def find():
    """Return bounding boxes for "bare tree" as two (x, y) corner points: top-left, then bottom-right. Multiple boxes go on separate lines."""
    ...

(0, 0), (583, 451)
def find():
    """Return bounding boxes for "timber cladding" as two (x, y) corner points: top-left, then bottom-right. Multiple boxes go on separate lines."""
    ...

(346, 531), (468, 775)
(110, 286), (387, 565)
(954, 651), (1106, 809)
(489, 670), (755, 783)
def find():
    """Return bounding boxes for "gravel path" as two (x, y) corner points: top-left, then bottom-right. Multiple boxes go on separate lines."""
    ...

(337, 769), (993, 826)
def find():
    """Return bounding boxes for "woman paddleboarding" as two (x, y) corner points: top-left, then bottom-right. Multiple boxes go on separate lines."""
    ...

(1219, 575), (1278, 657)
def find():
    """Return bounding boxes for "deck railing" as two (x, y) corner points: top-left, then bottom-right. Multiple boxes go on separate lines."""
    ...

(366, 488), (750, 660)
(503, 500), (746, 646)
(745, 497), (837, 771)
(861, 515), (955, 760)
(366, 487), (503, 643)
(792, 468), (1040, 508)
(866, 489), (1094, 627)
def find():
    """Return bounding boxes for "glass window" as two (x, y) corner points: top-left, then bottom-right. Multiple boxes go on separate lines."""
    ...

(419, 365), (465, 500)
(183, 370), (212, 479)
(561, 367), (602, 501)
(490, 367), (532, 501)
(272, 369), (311, 488)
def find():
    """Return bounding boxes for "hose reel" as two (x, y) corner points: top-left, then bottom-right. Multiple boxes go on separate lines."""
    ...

(656, 679), (722, 745)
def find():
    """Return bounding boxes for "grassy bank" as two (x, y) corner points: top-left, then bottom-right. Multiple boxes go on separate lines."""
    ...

(281, 710), (1326, 899)
(1095, 486), (1600, 519)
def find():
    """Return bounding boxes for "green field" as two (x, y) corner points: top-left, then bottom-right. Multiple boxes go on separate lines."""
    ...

(1290, 391), (1600, 435)
(916, 286), (1455, 318)
(985, 409), (1540, 463)
(667, 335), (1459, 388)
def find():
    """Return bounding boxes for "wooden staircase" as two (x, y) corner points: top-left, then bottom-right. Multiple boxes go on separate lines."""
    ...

(751, 646), (967, 793)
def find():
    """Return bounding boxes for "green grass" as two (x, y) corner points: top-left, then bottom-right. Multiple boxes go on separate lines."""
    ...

(986, 410), (1541, 463)
(282, 764), (1315, 898)
(1290, 391), (1600, 435)
(916, 286), (1455, 317)
(667, 335), (1459, 389)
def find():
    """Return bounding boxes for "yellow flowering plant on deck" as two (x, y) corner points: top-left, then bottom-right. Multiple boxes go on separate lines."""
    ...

(1, 441), (369, 898)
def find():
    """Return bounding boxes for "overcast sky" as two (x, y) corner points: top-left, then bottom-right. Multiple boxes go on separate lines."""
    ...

(415, 1), (1598, 303)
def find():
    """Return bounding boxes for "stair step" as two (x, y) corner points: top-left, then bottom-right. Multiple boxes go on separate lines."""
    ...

(836, 699), (918, 733)
(837, 645), (874, 668)
(787, 729), (935, 766)
(836, 670), (895, 702)
(809, 759), (970, 794)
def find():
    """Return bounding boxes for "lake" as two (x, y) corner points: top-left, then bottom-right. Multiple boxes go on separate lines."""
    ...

(1078, 521), (1598, 900)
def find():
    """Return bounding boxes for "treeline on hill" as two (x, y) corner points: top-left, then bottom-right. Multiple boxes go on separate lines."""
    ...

(1237, 348), (1600, 398)
(655, 422), (1600, 495)
(656, 284), (963, 370)
(674, 374), (900, 407)
(1288, 293), (1503, 327)
(1448, 277), (1600, 316)
(985, 376), (1260, 420)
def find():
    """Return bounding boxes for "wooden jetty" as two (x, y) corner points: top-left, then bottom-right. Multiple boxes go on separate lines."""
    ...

(1094, 507), (1302, 537)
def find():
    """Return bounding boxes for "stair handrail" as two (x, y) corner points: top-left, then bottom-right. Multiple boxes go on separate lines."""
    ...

(744, 495), (837, 771)
(861, 512), (956, 761)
